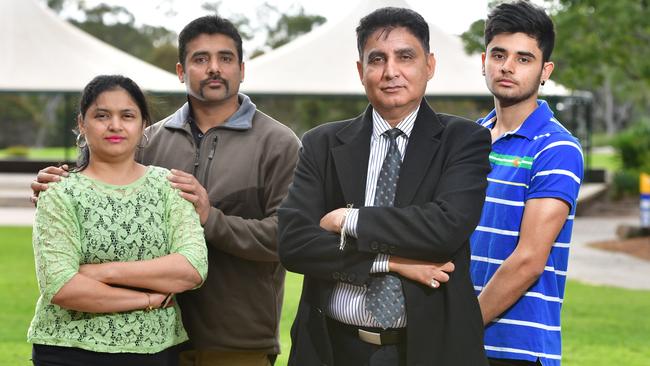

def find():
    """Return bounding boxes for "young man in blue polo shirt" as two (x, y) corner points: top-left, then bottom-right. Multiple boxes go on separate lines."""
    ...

(470, 2), (583, 366)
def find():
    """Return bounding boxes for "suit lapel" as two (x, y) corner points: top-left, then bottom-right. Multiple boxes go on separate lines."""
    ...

(395, 100), (444, 206)
(331, 106), (373, 207)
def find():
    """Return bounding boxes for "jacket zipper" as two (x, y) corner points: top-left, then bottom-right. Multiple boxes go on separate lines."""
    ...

(201, 135), (219, 187)
(192, 148), (200, 177)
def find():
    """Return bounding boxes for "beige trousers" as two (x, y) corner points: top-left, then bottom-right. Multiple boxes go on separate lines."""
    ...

(179, 350), (272, 366)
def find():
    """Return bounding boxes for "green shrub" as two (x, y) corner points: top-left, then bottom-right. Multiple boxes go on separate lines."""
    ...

(591, 132), (613, 147)
(4, 145), (30, 158)
(611, 169), (640, 199)
(613, 119), (650, 172)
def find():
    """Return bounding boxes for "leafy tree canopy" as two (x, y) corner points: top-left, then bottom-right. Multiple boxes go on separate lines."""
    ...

(200, 1), (326, 58)
(44, 0), (177, 72)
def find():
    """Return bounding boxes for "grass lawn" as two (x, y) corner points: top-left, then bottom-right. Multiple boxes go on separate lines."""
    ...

(589, 150), (620, 172)
(2, 226), (649, 365)
(0, 227), (38, 365)
(0, 147), (76, 161)
(562, 281), (650, 365)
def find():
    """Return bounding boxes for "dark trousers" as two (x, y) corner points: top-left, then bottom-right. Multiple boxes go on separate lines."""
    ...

(32, 344), (179, 366)
(489, 357), (542, 366)
(326, 318), (407, 366)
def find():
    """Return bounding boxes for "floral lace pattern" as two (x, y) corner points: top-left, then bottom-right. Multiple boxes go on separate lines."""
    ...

(28, 166), (207, 353)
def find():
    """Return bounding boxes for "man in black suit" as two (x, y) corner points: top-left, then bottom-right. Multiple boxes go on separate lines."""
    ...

(278, 7), (491, 366)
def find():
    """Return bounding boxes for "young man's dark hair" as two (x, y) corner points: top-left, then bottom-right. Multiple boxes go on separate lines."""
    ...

(178, 15), (243, 65)
(484, 0), (555, 62)
(355, 6), (430, 58)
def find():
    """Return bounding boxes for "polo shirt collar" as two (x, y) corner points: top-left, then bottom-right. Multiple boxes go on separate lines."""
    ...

(479, 100), (554, 141)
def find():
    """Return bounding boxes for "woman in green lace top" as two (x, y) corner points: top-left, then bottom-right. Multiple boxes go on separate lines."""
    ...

(27, 75), (208, 366)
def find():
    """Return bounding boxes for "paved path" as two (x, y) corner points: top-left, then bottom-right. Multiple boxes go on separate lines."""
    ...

(0, 173), (33, 207)
(569, 215), (650, 290)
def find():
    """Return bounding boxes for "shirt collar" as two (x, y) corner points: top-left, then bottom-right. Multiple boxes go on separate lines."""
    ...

(371, 106), (419, 141)
(478, 100), (555, 140)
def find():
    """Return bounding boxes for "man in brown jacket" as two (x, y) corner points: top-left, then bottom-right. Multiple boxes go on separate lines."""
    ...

(32, 15), (300, 366)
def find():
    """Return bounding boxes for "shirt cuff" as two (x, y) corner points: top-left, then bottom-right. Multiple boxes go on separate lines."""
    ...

(371, 254), (390, 273)
(343, 208), (359, 238)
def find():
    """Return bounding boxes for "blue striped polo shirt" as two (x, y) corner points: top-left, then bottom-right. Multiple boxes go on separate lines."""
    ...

(470, 100), (583, 366)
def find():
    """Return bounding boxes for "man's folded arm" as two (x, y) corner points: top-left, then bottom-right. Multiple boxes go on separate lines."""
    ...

(278, 132), (375, 286)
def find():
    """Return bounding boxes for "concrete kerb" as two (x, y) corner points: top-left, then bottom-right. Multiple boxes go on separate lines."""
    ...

(0, 207), (35, 226)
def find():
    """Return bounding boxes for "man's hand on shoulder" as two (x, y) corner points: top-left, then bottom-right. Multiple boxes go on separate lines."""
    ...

(30, 164), (69, 205)
(168, 169), (210, 225)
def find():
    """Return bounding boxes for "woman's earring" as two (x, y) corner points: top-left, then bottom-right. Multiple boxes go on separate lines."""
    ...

(76, 133), (87, 148)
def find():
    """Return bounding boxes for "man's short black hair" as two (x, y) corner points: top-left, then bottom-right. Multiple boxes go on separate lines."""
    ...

(484, 0), (555, 62)
(356, 7), (430, 59)
(178, 15), (243, 66)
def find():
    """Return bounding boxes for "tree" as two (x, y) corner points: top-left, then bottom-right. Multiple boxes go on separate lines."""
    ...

(45, 0), (69, 13)
(265, 6), (326, 49)
(550, 0), (650, 135)
(200, 1), (255, 41)
(200, 1), (326, 58)
(43, 0), (178, 73)
(69, 4), (178, 73)
(460, 19), (486, 56)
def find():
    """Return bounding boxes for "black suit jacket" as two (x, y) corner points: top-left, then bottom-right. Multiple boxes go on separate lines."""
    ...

(278, 100), (491, 366)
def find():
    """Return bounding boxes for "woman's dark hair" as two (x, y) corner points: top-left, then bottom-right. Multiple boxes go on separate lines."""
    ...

(75, 75), (151, 171)
(484, 0), (555, 63)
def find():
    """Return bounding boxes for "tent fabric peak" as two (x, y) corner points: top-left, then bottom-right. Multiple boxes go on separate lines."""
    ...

(1, 0), (184, 93)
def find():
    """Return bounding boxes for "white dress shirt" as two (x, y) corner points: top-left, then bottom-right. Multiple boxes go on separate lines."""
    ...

(326, 106), (418, 328)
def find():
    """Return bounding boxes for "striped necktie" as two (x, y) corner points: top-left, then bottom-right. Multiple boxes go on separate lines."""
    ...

(365, 128), (406, 329)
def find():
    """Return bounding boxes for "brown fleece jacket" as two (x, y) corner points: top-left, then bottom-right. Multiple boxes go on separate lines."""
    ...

(138, 94), (300, 354)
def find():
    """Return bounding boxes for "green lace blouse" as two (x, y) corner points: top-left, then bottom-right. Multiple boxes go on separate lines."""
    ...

(27, 166), (208, 354)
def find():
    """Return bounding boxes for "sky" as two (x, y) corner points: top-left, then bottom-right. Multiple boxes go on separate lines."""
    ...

(65, 0), (491, 49)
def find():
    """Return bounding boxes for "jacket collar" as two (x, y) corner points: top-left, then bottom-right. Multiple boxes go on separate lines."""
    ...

(332, 99), (444, 206)
(331, 105), (373, 207)
(163, 93), (257, 131)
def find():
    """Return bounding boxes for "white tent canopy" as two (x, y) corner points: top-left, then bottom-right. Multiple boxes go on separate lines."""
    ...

(242, 0), (570, 97)
(0, 0), (184, 93)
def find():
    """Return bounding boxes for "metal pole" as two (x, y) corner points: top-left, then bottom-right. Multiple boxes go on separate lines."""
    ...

(63, 93), (71, 163)
(570, 100), (582, 168)
(585, 99), (593, 172)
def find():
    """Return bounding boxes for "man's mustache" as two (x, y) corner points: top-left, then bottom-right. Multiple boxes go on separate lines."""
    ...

(200, 76), (229, 88)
